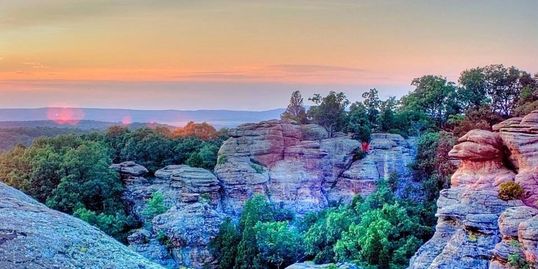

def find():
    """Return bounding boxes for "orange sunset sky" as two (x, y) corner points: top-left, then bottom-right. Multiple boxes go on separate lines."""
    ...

(0, 0), (537, 110)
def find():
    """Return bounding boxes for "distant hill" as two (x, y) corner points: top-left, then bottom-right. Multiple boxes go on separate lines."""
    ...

(0, 108), (285, 128)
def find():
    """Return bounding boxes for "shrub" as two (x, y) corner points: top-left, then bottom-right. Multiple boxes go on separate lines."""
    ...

(499, 182), (524, 201)
(142, 192), (169, 220)
(507, 253), (531, 269)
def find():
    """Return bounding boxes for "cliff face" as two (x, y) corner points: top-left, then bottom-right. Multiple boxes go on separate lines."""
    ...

(115, 120), (417, 268)
(409, 111), (538, 269)
(0, 182), (163, 269)
(215, 120), (417, 215)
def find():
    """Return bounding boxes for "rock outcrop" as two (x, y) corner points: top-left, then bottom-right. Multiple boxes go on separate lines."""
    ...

(113, 120), (417, 268)
(410, 110), (538, 269)
(113, 163), (224, 269)
(0, 182), (162, 269)
(215, 120), (416, 215)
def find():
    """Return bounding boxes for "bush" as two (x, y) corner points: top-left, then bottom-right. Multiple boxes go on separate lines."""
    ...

(142, 192), (169, 220)
(499, 182), (524, 201)
(74, 206), (133, 241)
(507, 252), (531, 269)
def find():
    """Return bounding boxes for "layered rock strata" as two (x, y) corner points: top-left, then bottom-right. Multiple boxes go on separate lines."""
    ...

(410, 110), (538, 269)
(0, 182), (162, 269)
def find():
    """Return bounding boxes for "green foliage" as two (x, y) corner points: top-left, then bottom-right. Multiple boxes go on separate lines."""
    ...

(308, 91), (349, 137)
(402, 75), (460, 128)
(300, 181), (433, 269)
(210, 218), (241, 269)
(142, 191), (169, 220)
(413, 131), (456, 201)
(74, 206), (133, 241)
(333, 185), (431, 269)
(235, 195), (274, 269)
(0, 134), (133, 241)
(498, 182), (524, 201)
(303, 207), (357, 264)
(346, 102), (372, 142)
(105, 127), (225, 173)
(507, 252), (531, 269)
(211, 195), (296, 269)
(255, 221), (304, 269)
(45, 140), (123, 214)
(459, 64), (535, 117)
(281, 90), (308, 124)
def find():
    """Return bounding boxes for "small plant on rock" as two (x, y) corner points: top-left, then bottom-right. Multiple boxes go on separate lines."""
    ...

(507, 252), (531, 269)
(499, 182), (524, 201)
(142, 191), (169, 220)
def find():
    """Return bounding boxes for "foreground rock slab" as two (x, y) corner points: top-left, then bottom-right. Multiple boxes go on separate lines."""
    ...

(0, 182), (162, 269)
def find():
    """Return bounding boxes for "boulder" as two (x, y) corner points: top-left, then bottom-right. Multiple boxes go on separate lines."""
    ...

(0, 182), (162, 269)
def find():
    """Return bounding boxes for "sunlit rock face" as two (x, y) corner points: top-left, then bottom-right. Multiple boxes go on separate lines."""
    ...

(214, 120), (417, 216)
(410, 110), (538, 269)
(0, 182), (162, 269)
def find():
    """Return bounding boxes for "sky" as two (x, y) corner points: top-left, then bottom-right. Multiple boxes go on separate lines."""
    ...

(0, 0), (537, 110)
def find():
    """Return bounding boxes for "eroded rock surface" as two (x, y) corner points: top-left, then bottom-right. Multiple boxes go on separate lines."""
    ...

(410, 111), (538, 269)
(215, 120), (416, 215)
(0, 182), (162, 269)
(115, 163), (224, 269)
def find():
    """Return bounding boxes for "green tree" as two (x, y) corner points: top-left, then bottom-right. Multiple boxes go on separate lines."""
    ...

(362, 88), (381, 127)
(458, 67), (489, 111)
(46, 141), (123, 214)
(402, 75), (460, 128)
(211, 218), (241, 269)
(281, 90), (308, 124)
(346, 102), (371, 142)
(308, 91), (349, 137)
(303, 207), (357, 264)
(378, 97), (398, 132)
(255, 221), (304, 269)
(235, 195), (274, 269)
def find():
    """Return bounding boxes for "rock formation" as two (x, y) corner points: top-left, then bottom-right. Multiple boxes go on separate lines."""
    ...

(112, 120), (417, 268)
(215, 120), (416, 215)
(0, 182), (162, 269)
(112, 163), (225, 269)
(409, 110), (538, 269)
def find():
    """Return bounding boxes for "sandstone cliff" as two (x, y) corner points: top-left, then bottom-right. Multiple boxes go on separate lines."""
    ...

(0, 182), (163, 269)
(114, 120), (417, 268)
(409, 111), (538, 269)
